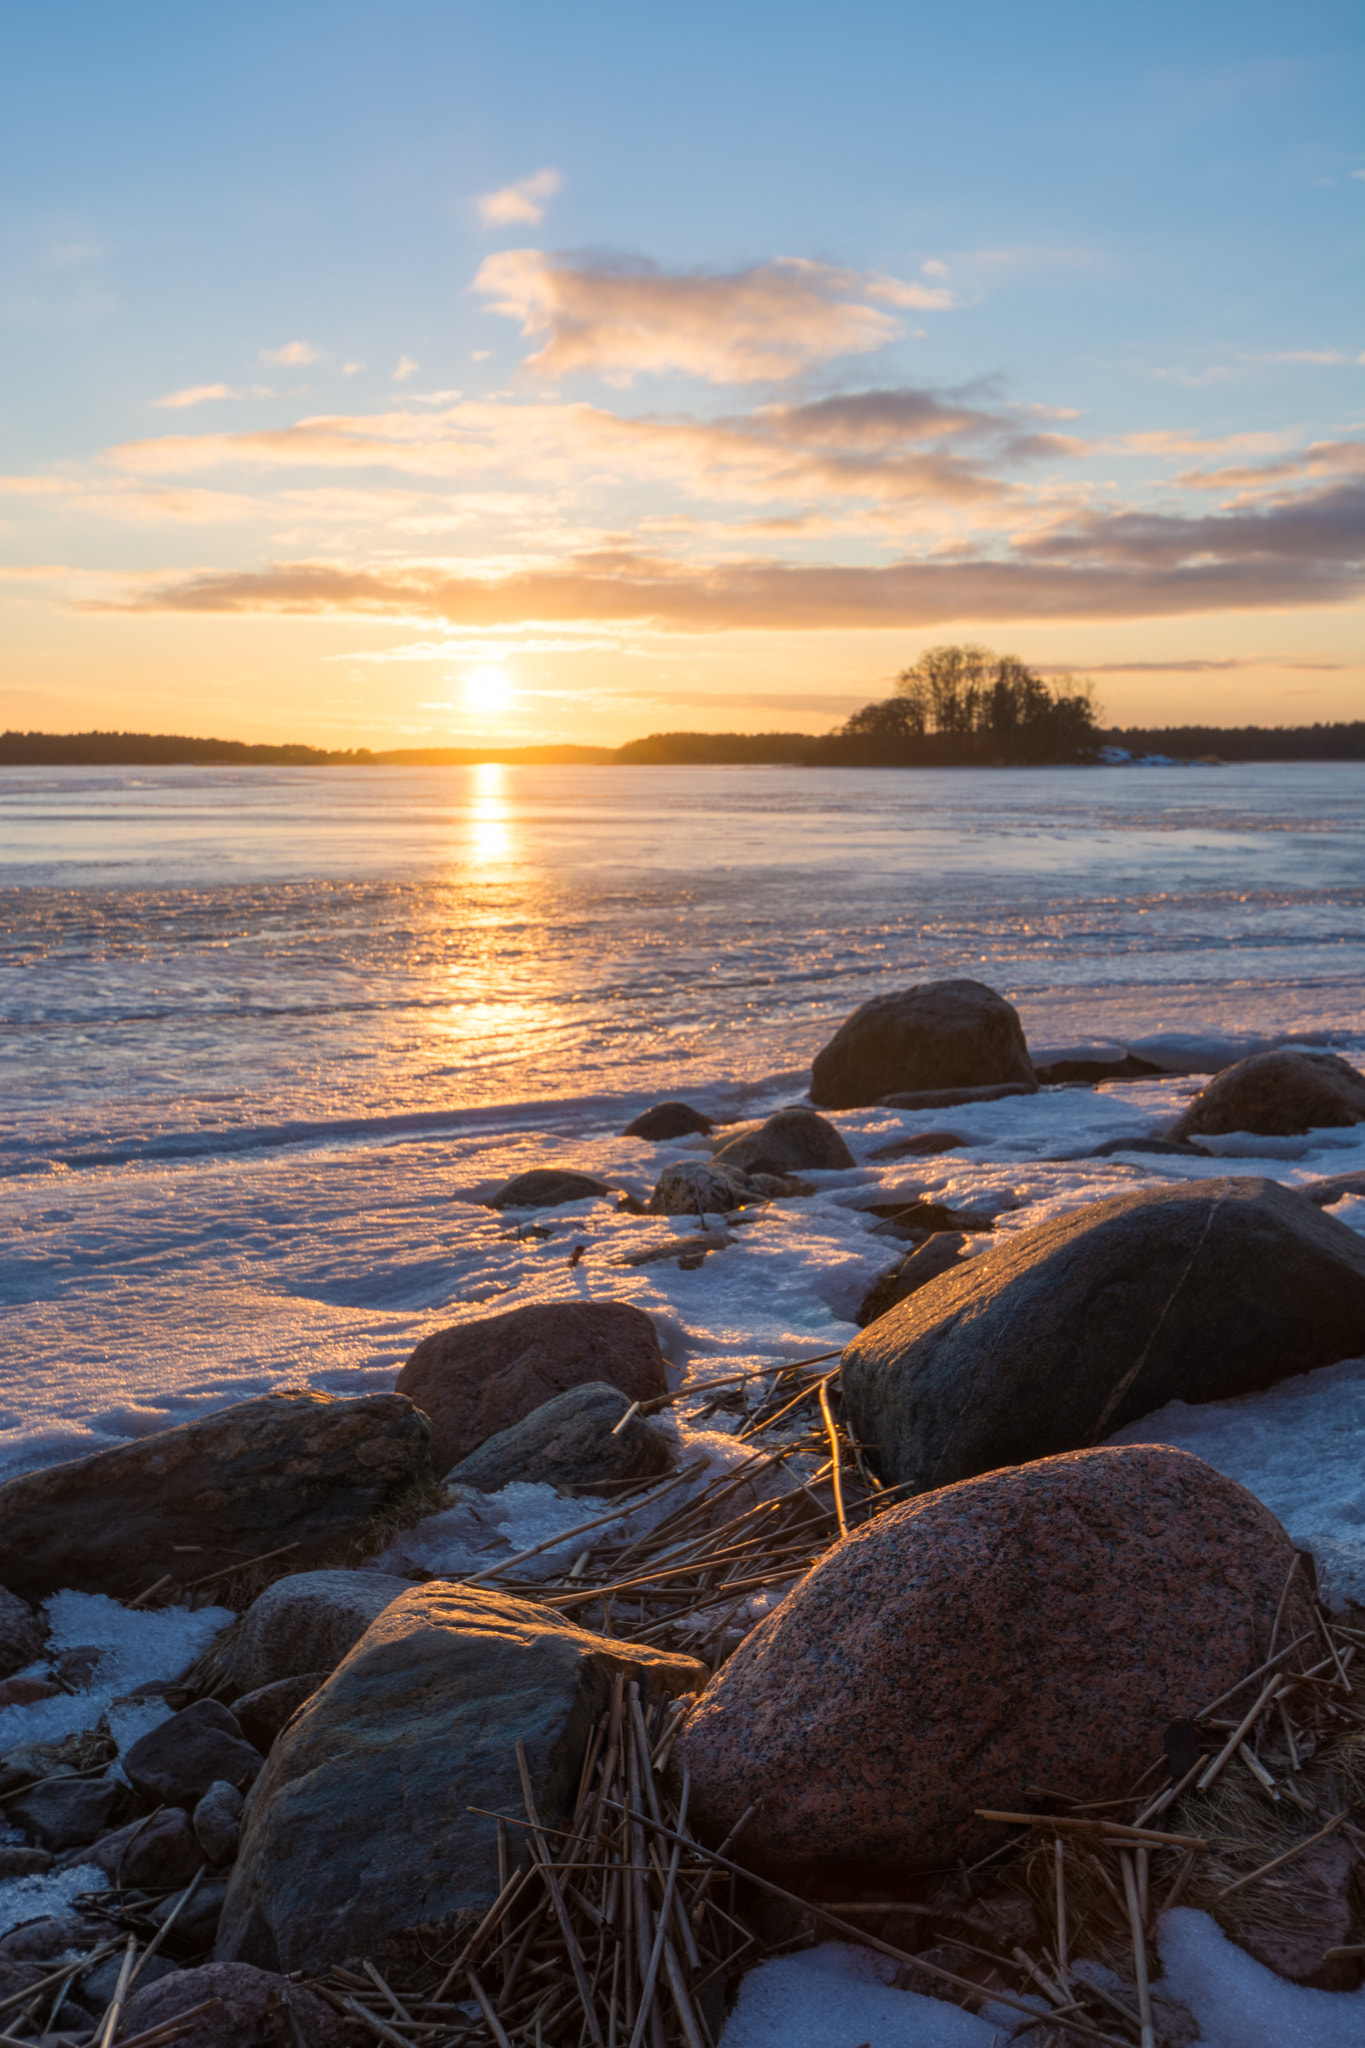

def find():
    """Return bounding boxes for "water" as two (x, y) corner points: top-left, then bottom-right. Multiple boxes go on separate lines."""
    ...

(4, 761), (1364, 1172)
(3, 760), (1364, 1482)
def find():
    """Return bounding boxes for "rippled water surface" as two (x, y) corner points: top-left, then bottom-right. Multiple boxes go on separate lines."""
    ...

(3, 761), (1364, 1167)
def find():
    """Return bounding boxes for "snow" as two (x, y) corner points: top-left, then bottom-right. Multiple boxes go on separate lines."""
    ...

(718, 1940), (1024, 2047)
(0, 1864), (105, 1938)
(1156, 1907), (1365, 2046)
(1108, 1356), (1365, 1606)
(0, 1590), (233, 1754)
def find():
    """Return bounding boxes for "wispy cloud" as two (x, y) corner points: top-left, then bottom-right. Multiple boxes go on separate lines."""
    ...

(477, 167), (563, 227)
(151, 383), (241, 410)
(393, 356), (420, 383)
(473, 251), (952, 383)
(260, 339), (321, 366)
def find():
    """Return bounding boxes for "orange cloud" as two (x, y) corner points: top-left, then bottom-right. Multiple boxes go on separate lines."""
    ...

(472, 251), (952, 382)
(477, 168), (563, 227)
(260, 340), (321, 366)
(152, 383), (241, 410)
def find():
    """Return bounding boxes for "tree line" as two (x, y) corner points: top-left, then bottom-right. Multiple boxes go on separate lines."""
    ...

(815, 644), (1102, 765)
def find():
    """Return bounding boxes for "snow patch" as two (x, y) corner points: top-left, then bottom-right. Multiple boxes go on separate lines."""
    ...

(718, 1940), (1023, 2047)
(1157, 1907), (1365, 2045)
(0, 1863), (104, 1937)
(0, 1591), (233, 1754)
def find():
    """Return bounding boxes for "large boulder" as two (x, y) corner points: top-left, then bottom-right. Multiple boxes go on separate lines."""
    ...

(229, 1571), (412, 1694)
(215, 1583), (704, 1973)
(712, 1109), (856, 1176)
(122, 1962), (343, 2048)
(0, 1393), (434, 1605)
(1169, 1049), (1365, 1140)
(841, 1176), (1365, 1495)
(397, 1302), (668, 1475)
(675, 1445), (1314, 1882)
(445, 1382), (672, 1495)
(810, 979), (1037, 1111)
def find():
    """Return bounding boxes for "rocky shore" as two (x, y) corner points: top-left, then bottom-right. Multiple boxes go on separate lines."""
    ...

(2, 980), (1365, 2048)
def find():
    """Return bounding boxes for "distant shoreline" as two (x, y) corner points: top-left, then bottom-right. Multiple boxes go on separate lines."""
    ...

(3, 722), (1364, 768)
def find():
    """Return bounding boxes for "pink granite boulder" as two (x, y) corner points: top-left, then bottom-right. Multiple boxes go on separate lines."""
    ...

(674, 1445), (1313, 1887)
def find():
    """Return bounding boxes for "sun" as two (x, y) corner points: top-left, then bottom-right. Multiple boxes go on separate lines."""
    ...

(462, 664), (513, 717)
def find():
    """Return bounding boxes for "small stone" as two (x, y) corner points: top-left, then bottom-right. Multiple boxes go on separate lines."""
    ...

(150, 1880), (230, 1948)
(0, 1677), (61, 1707)
(623, 1103), (714, 1140)
(1170, 1048), (1365, 1140)
(230, 1675), (328, 1754)
(77, 1952), (179, 2011)
(123, 1700), (262, 1811)
(85, 1806), (204, 1888)
(485, 1169), (612, 1209)
(0, 1846), (53, 1877)
(54, 1646), (102, 1691)
(646, 1158), (765, 1216)
(0, 1916), (108, 1963)
(122, 1962), (343, 2048)
(866, 1130), (966, 1161)
(6, 1775), (122, 1852)
(194, 1782), (245, 1867)
(445, 1382), (672, 1496)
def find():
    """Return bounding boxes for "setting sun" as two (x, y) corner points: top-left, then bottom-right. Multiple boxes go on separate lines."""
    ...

(462, 665), (512, 718)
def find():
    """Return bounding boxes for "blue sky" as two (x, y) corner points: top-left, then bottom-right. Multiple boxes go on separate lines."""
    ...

(2, 0), (1361, 743)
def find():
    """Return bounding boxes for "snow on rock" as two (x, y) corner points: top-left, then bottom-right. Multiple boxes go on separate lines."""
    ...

(0, 1591), (233, 1755)
(718, 1940), (1025, 2047)
(0, 1863), (104, 1938)
(1157, 1907), (1365, 2046)
(1108, 1357), (1365, 1606)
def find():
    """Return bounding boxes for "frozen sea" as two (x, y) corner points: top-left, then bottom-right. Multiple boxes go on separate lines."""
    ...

(3, 759), (1365, 1591)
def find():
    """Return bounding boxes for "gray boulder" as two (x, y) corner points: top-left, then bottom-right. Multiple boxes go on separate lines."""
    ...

(7, 1776), (121, 1851)
(122, 1962), (343, 2048)
(84, 1807), (203, 1888)
(712, 1108), (855, 1176)
(810, 979), (1037, 1111)
(124, 1700), (263, 1810)
(842, 1176), (1365, 1495)
(855, 1234), (968, 1328)
(1170, 1049), (1365, 1140)
(215, 1583), (705, 1974)
(230, 1571), (412, 1693)
(194, 1782), (246, 1867)
(0, 1588), (45, 1677)
(0, 1392), (434, 1605)
(623, 1102), (714, 1140)
(231, 1675), (328, 1753)
(646, 1158), (767, 1215)
(445, 1382), (672, 1495)
(486, 1169), (611, 1208)
(398, 1300), (668, 1475)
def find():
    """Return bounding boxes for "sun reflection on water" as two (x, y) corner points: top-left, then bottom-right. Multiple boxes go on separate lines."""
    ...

(464, 761), (516, 865)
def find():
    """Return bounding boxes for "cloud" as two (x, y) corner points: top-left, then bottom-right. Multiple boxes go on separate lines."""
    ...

(151, 383), (241, 410)
(477, 167), (563, 227)
(260, 340), (321, 366)
(472, 250), (952, 383)
(1172, 438), (1365, 493)
(96, 476), (1365, 631)
(1243, 349), (1353, 365)
(393, 356), (419, 382)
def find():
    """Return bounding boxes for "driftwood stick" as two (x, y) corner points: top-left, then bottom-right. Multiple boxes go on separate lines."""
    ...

(128, 1868), (205, 1990)
(1054, 1836), (1068, 1977)
(0, 1944), (124, 2019)
(1194, 1673), (1286, 1794)
(463, 1974), (512, 2048)
(179, 1541), (300, 1589)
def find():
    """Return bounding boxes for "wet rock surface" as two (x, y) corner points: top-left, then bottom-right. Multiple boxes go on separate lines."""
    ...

(810, 978), (1037, 1110)
(444, 1380), (672, 1495)
(230, 1570), (412, 1693)
(675, 1445), (1314, 1880)
(216, 1582), (705, 1974)
(397, 1300), (668, 1474)
(0, 1391), (435, 1604)
(1170, 1047), (1365, 1140)
(841, 1175), (1365, 1494)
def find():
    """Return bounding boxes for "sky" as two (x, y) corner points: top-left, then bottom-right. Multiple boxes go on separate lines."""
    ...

(1, 0), (1361, 747)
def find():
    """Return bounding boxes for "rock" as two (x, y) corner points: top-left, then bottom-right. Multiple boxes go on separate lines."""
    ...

(865, 1130), (966, 1161)
(230, 1676), (327, 1754)
(646, 1158), (766, 1216)
(150, 1879), (230, 1947)
(0, 1678), (60, 1707)
(0, 1917), (108, 1963)
(229, 1571), (412, 1693)
(122, 1962), (343, 2048)
(0, 1588), (45, 1676)
(855, 1235), (967, 1328)
(1032, 1051), (1163, 1084)
(0, 1392), (434, 1605)
(862, 1198), (998, 1239)
(445, 1382), (672, 1496)
(879, 1082), (1035, 1110)
(123, 1701), (263, 1811)
(486, 1169), (612, 1208)
(810, 980), (1037, 1111)
(1230, 1835), (1360, 1989)
(675, 1445), (1314, 1881)
(712, 1109), (856, 1176)
(194, 1783), (246, 1867)
(397, 1301), (668, 1475)
(215, 1583), (705, 1973)
(0, 1847), (52, 1877)
(841, 1176), (1365, 1495)
(623, 1102), (714, 1140)
(77, 1953), (178, 2010)
(85, 1807), (204, 1888)
(1088, 1136), (1210, 1158)
(1169, 1048), (1365, 1140)
(6, 1775), (122, 1851)
(1303, 1170), (1365, 1207)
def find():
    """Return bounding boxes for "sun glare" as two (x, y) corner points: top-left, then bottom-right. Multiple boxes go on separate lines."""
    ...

(463, 664), (512, 717)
